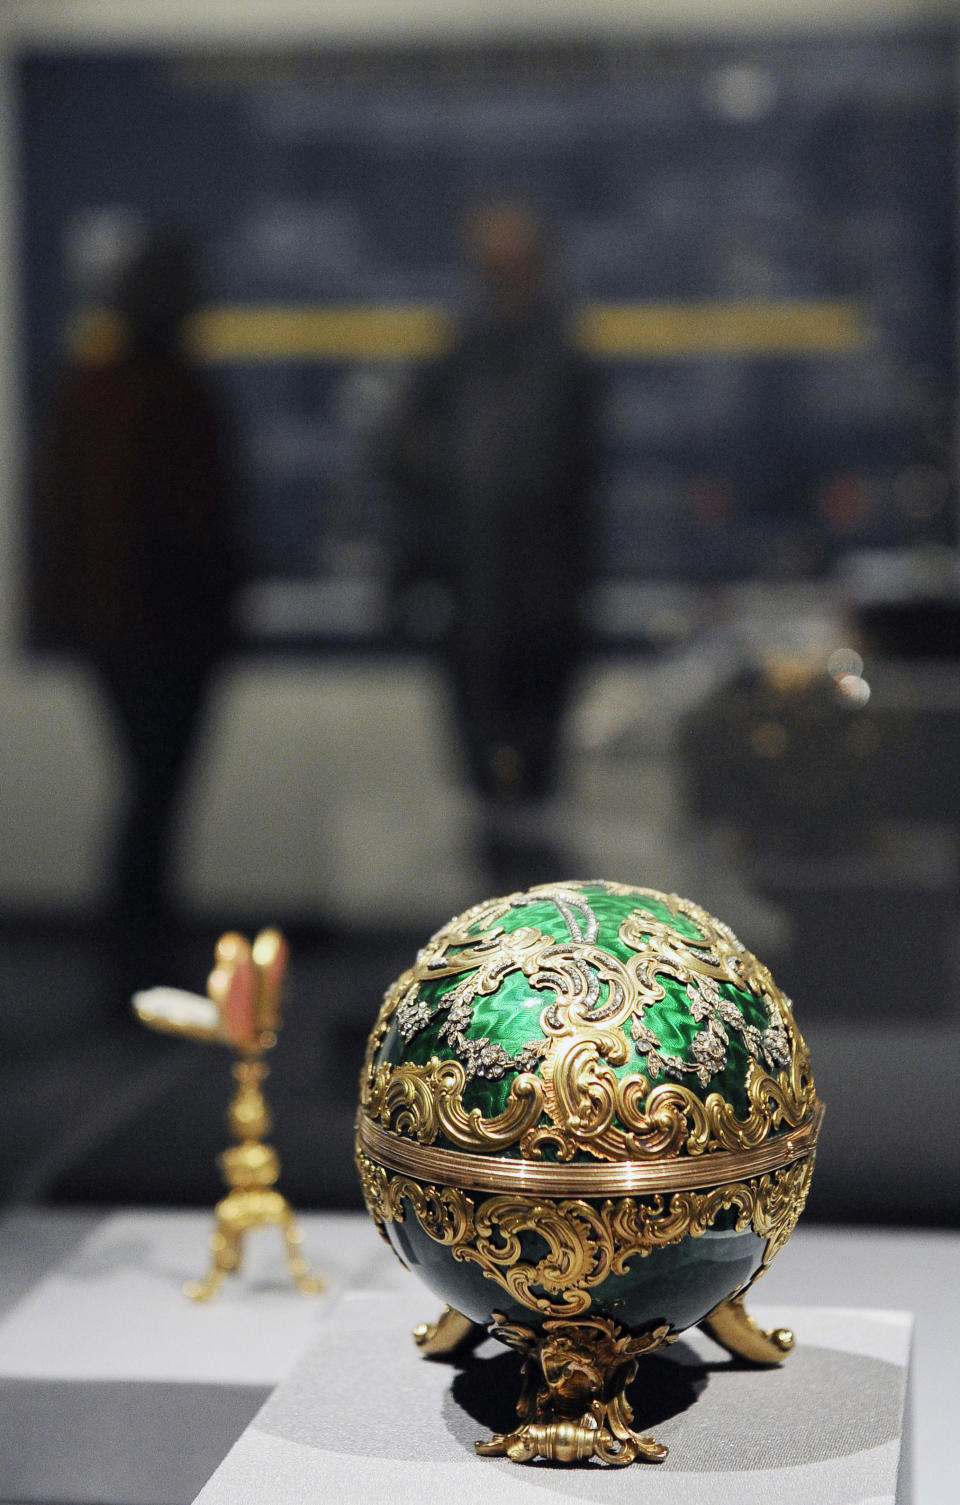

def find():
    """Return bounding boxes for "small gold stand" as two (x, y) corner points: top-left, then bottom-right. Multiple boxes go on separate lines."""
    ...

(184, 1052), (325, 1302)
(133, 928), (324, 1303)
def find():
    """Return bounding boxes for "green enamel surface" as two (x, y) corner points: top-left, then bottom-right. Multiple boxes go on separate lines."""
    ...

(615, 971), (771, 1119)
(375, 883), (788, 1151)
(471, 884), (708, 964)
(383, 967), (546, 1068)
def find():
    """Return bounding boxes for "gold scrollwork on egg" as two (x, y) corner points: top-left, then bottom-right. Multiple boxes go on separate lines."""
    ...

(751, 1152), (816, 1268)
(615, 885), (781, 1001)
(366, 1057), (545, 1149)
(362, 1031), (816, 1164)
(358, 881), (821, 1167)
(356, 1147), (816, 1320)
(356, 1152), (472, 1248)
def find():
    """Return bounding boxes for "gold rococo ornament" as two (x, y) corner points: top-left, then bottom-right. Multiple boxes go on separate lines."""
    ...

(357, 1148), (815, 1320)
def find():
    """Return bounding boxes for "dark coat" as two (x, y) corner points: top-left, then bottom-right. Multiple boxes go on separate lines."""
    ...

(385, 300), (598, 797)
(387, 301), (597, 660)
(30, 347), (239, 667)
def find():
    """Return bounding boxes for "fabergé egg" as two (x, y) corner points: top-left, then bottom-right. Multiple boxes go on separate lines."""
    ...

(356, 880), (823, 1466)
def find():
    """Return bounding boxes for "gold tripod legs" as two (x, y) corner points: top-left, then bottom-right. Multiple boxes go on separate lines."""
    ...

(184, 1188), (326, 1302)
(413, 1305), (484, 1358)
(185, 1057), (325, 1302)
(414, 1307), (673, 1466)
(184, 1210), (241, 1303)
(281, 1207), (326, 1296)
(476, 1313), (673, 1466)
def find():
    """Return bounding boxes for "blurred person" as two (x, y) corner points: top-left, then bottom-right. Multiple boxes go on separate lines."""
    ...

(384, 199), (598, 886)
(30, 232), (242, 936)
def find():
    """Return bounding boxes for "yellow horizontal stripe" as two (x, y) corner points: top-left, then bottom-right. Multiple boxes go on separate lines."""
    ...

(575, 299), (866, 357)
(190, 303), (451, 361)
(70, 299), (867, 365)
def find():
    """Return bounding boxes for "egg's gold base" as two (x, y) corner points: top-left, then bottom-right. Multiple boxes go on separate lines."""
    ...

(414, 1293), (795, 1466)
(185, 1055), (325, 1302)
(474, 1312), (674, 1466)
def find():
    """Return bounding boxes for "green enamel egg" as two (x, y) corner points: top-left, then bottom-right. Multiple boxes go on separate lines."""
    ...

(356, 880), (822, 1465)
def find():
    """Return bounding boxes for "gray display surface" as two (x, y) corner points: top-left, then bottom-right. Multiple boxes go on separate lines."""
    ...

(193, 1292), (911, 1505)
(0, 1210), (406, 1505)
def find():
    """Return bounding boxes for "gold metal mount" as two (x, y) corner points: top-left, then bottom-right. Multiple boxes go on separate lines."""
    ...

(356, 1102), (823, 1197)
(412, 1304), (484, 1359)
(414, 1291), (796, 1466)
(476, 1312), (673, 1466)
(700, 1292), (795, 1363)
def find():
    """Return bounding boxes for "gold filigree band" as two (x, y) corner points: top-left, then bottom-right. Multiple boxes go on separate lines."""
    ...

(356, 1098), (823, 1197)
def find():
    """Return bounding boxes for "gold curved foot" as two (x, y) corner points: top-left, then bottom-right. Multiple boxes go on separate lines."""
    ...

(413, 1305), (484, 1359)
(700, 1294), (795, 1364)
(476, 1424), (668, 1466)
(184, 1270), (224, 1302)
(281, 1212), (326, 1295)
(184, 1225), (240, 1302)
